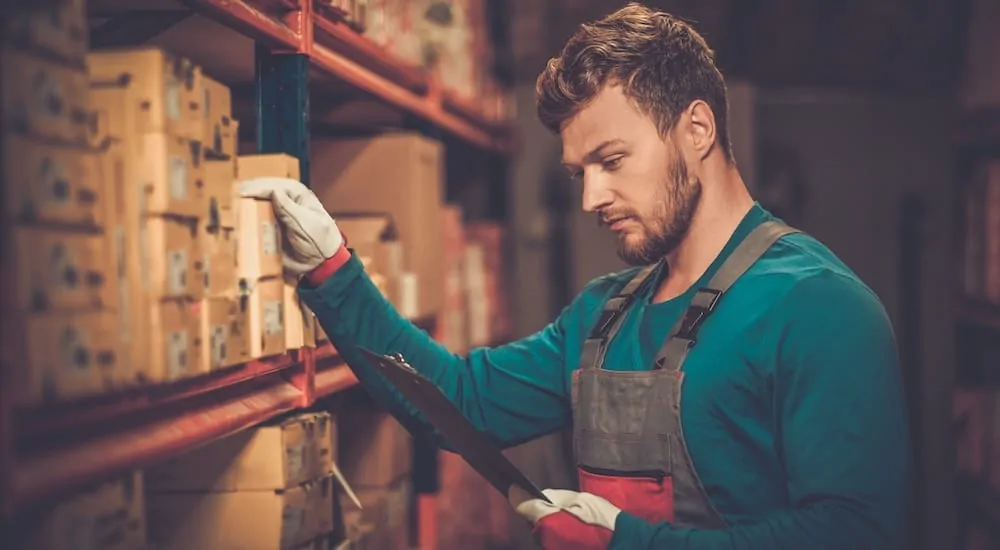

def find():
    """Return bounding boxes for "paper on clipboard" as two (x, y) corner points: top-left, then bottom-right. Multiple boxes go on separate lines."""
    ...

(356, 347), (551, 505)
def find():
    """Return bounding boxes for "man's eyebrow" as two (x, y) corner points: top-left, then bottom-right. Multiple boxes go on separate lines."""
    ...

(562, 139), (626, 167)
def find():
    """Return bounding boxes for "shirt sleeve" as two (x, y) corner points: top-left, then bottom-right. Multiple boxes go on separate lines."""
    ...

(298, 250), (578, 449)
(607, 272), (911, 550)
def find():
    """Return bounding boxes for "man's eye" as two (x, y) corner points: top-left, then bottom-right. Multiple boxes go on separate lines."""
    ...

(570, 170), (584, 181)
(602, 156), (623, 170)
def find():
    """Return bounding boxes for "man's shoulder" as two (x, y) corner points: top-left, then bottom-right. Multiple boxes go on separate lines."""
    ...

(744, 231), (889, 327)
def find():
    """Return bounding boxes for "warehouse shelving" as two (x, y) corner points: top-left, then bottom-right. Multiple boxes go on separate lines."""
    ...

(3, 6), (514, 549)
(184, 0), (512, 152)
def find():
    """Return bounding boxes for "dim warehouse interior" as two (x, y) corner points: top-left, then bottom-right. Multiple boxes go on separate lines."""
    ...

(1, 0), (999, 549)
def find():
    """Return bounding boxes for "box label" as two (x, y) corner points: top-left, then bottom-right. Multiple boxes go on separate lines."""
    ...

(286, 442), (306, 481)
(261, 220), (279, 256)
(281, 505), (306, 549)
(167, 249), (188, 294)
(209, 324), (227, 368)
(168, 155), (188, 199)
(60, 325), (91, 374)
(263, 301), (283, 335)
(165, 71), (181, 121)
(167, 330), (188, 378)
(37, 154), (71, 205)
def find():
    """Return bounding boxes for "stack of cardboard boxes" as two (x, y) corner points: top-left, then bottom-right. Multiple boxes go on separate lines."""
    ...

(146, 411), (339, 549)
(311, 133), (444, 322)
(334, 393), (414, 549)
(87, 47), (211, 384)
(20, 471), (147, 550)
(1, 0), (121, 406)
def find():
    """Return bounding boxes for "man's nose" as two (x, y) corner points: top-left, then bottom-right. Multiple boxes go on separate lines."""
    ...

(581, 175), (613, 213)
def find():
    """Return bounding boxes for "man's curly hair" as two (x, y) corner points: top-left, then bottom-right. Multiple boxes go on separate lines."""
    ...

(536, 3), (733, 162)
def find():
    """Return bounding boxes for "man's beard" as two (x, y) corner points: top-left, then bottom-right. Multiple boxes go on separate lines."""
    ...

(607, 157), (702, 266)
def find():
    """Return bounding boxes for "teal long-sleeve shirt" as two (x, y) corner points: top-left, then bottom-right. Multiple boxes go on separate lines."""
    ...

(299, 204), (910, 550)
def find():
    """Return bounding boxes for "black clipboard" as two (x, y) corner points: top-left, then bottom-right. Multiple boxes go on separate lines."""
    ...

(357, 347), (551, 504)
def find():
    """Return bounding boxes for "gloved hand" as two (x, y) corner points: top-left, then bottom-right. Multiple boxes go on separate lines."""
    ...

(515, 489), (621, 550)
(239, 177), (343, 275)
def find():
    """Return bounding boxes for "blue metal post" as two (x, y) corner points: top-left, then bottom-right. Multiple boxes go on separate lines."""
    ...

(254, 43), (311, 186)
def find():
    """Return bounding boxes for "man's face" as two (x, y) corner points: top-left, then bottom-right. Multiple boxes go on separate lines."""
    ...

(560, 86), (701, 266)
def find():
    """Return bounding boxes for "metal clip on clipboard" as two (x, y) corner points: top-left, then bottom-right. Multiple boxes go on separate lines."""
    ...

(357, 347), (551, 505)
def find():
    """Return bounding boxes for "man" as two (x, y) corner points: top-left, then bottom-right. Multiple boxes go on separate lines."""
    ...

(242, 4), (909, 549)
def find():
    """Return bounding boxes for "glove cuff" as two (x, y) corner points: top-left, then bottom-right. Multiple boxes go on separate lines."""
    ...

(304, 244), (351, 287)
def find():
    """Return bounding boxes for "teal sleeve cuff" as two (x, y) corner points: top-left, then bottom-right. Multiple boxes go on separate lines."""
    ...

(609, 511), (665, 549)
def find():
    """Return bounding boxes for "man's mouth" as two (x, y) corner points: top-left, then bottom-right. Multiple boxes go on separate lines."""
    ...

(604, 216), (630, 231)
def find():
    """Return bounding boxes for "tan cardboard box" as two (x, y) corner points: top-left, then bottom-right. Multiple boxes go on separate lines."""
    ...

(337, 406), (413, 488)
(199, 296), (251, 370)
(143, 216), (203, 299)
(96, 136), (150, 387)
(2, 310), (118, 406)
(148, 412), (332, 491)
(5, 0), (88, 64)
(149, 475), (334, 550)
(139, 132), (207, 217)
(283, 275), (317, 350)
(148, 298), (205, 383)
(19, 470), (146, 550)
(89, 79), (138, 145)
(3, 134), (104, 227)
(2, 49), (90, 144)
(202, 74), (237, 159)
(238, 197), (283, 280)
(238, 153), (300, 181)
(87, 47), (203, 141)
(8, 227), (109, 312)
(311, 133), (444, 318)
(248, 276), (287, 359)
(200, 225), (239, 298)
(204, 158), (237, 228)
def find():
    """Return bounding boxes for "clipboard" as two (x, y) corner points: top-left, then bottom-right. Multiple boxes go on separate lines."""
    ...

(356, 347), (551, 504)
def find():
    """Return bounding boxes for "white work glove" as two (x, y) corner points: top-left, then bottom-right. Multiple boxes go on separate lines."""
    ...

(239, 177), (344, 275)
(514, 489), (621, 549)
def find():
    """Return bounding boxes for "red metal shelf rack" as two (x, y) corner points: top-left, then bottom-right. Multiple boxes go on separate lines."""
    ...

(3, 345), (358, 514)
(184, 0), (513, 152)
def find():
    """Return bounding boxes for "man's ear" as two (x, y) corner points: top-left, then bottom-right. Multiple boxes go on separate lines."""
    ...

(684, 100), (717, 161)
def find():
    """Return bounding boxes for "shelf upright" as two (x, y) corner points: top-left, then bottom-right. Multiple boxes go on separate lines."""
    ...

(254, 33), (316, 405)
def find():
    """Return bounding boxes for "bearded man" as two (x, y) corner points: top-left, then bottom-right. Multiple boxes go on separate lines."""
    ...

(241, 4), (909, 549)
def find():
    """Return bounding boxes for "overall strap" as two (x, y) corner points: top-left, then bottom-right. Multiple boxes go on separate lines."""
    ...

(655, 221), (800, 372)
(579, 262), (660, 370)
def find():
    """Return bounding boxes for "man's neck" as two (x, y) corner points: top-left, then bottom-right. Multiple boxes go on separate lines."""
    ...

(653, 166), (754, 303)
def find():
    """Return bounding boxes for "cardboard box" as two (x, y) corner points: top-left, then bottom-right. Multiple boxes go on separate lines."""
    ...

(200, 225), (239, 297)
(9, 227), (109, 312)
(202, 74), (237, 159)
(3, 134), (104, 227)
(333, 214), (403, 277)
(143, 216), (203, 299)
(238, 197), (283, 280)
(4, 0), (88, 64)
(2, 49), (90, 144)
(337, 406), (412, 488)
(338, 478), (411, 550)
(284, 275), (316, 350)
(2, 310), (118, 406)
(248, 277), (287, 359)
(89, 77), (138, 144)
(199, 296), (251, 370)
(148, 299), (205, 383)
(18, 470), (145, 550)
(204, 159), (237, 228)
(139, 132), (207, 217)
(148, 476), (335, 550)
(148, 411), (334, 491)
(238, 153), (301, 181)
(311, 133), (444, 319)
(96, 136), (151, 387)
(87, 47), (203, 141)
